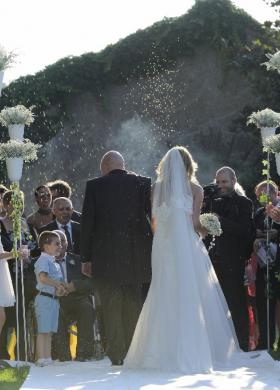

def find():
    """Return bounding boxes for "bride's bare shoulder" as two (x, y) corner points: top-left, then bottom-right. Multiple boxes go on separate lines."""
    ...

(190, 182), (203, 198)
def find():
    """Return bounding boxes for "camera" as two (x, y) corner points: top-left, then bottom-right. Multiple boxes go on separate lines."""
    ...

(203, 183), (220, 199)
(202, 183), (220, 213)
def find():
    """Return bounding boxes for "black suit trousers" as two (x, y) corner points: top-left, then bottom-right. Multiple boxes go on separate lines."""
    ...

(52, 296), (95, 360)
(213, 266), (249, 351)
(255, 267), (276, 349)
(93, 277), (142, 362)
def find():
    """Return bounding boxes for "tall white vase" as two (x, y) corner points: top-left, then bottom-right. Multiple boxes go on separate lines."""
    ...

(0, 70), (4, 96)
(275, 153), (280, 176)
(261, 127), (276, 144)
(8, 124), (24, 141)
(6, 158), (23, 182)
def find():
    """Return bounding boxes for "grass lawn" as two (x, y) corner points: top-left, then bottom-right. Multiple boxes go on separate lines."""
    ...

(0, 366), (29, 390)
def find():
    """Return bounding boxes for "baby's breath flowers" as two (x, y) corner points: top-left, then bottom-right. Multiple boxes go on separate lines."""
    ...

(0, 105), (34, 127)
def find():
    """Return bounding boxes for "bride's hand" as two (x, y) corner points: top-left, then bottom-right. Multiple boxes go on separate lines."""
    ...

(199, 226), (209, 239)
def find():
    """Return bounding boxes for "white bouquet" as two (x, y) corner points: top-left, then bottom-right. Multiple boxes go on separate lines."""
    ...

(200, 213), (222, 237)
(247, 108), (280, 128)
(0, 139), (41, 162)
(262, 51), (280, 73)
(0, 105), (34, 127)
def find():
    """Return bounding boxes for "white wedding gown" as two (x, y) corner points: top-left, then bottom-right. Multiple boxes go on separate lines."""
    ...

(0, 238), (15, 307)
(124, 148), (239, 373)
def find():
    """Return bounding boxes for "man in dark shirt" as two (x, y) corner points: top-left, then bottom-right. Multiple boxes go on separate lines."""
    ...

(203, 166), (255, 351)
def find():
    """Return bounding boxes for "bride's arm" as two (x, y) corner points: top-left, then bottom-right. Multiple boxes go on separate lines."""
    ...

(151, 217), (156, 234)
(191, 183), (208, 238)
(0, 252), (14, 261)
(151, 184), (156, 234)
(0, 246), (29, 261)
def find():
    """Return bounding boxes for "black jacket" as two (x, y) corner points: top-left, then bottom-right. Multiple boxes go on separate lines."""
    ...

(38, 220), (80, 255)
(203, 191), (255, 275)
(80, 169), (152, 284)
(59, 253), (93, 303)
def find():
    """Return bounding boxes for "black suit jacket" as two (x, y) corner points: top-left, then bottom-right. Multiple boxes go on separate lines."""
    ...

(59, 253), (93, 303)
(80, 169), (152, 284)
(38, 220), (80, 255)
(203, 191), (255, 275)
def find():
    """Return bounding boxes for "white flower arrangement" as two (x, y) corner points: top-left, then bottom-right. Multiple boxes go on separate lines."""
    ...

(0, 139), (41, 162)
(263, 134), (280, 154)
(262, 51), (280, 73)
(0, 105), (35, 127)
(0, 46), (17, 71)
(200, 213), (222, 237)
(247, 108), (280, 128)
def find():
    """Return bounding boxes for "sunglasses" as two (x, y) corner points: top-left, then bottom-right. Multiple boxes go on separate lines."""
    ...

(37, 192), (51, 199)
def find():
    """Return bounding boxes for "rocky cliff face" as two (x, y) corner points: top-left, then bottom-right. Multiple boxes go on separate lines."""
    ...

(22, 46), (260, 213)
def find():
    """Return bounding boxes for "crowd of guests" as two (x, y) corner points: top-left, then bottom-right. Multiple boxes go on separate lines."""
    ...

(202, 170), (280, 352)
(0, 180), (98, 364)
(1, 166), (280, 365)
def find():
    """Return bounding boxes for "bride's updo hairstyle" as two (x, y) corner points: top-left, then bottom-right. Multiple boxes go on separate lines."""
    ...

(156, 146), (198, 182)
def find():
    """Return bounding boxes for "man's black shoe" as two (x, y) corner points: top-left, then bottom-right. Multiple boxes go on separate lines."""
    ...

(76, 356), (93, 362)
(111, 359), (123, 366)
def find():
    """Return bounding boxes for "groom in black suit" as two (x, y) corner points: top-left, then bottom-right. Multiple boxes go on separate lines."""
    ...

(80, 151), (152, 365)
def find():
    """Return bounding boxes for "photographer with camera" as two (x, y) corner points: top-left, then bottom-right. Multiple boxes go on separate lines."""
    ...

(202, 166), (255, 351)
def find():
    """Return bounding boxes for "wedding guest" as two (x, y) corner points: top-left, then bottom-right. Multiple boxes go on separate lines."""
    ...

(34, 231), (65, 367)
(0, 243), (29, 337)
(254, 180), (280, 349)
(0, 190), (38, 360)
(38, 197), (80, 255)
(51, 230), (94, 362)
(47, 180), (81, 223)
(0, 184), (8, 219)
(202, 166), (255, 351)
(80, 150), (152, 365)
(27, 185), (53, 232)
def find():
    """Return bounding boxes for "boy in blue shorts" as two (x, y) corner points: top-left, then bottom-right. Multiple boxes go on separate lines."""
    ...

(34, 231), (66, 367)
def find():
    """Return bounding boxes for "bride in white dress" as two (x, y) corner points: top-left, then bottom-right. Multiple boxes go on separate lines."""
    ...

(0, 236), (16, 337)
(124, 146), (240, 373)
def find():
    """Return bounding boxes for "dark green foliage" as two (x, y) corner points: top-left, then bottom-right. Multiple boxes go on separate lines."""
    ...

(0, 0), (269, 142)
(1, 0), (280, 193)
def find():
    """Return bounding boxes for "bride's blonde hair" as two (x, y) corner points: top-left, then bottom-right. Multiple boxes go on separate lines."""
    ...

(156, 146), (198, 182)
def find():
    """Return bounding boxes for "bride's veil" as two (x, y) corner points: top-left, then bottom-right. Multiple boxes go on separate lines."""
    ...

(152, 147), (193, 216)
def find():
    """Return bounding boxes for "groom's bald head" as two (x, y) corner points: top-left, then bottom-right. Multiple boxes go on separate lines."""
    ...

(100, 151), (125, 175)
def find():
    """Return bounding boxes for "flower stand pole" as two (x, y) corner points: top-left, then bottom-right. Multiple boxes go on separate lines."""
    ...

(265, 152), (271, 350)
(10, 181), (28, 365)
(0, 70), (4, 96)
